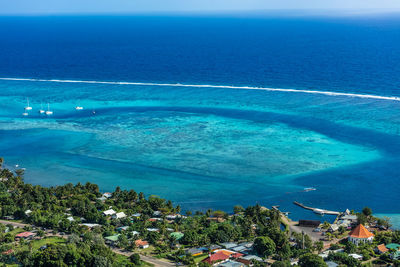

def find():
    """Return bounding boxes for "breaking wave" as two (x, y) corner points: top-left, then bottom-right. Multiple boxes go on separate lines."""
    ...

(1, 77), (400, 102)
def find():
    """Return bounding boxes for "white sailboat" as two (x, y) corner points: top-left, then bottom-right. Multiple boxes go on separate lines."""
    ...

(75, 100), (83, 110)
(24, 98), (32, 110)
(45, 103), (53, 115)
(39, 103), (45, 114)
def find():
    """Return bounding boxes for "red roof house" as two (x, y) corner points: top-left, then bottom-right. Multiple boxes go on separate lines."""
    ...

(1, 249), (14, 255)
(202, 251), (230, 264)
(231, 252), (244, 258)
(15, 231), (36, 239)
(348, 224), (374, 245)
(135, 239), (149, 249)
(376, 244), (389, 254)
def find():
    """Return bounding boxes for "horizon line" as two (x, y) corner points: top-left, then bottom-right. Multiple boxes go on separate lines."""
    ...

(1, 8), (400, 17)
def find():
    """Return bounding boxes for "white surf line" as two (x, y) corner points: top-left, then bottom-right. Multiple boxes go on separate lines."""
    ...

(1, 77), (400, 102)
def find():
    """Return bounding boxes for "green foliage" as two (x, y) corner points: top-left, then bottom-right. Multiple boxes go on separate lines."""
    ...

(362, 207), (372, 217)
(271, 261), (290, 267)
(298, 253), (327, 267)
(129, 253), (141, 265)
(198, 262), (211, 267)
(254, 236), (276, 257)
(233, 205), (244, 214)
(314, 241), (324, 253)
(327, 252), (361, 267)
(345, 241), (357, 253)
(0, 161), (289, 266)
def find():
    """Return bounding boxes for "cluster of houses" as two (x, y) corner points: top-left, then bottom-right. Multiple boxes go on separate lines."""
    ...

(9, 193), (400, 266)
(186, 242), (263, 266)
(376, 242), (400, 260)
(317, 223), (400, 265)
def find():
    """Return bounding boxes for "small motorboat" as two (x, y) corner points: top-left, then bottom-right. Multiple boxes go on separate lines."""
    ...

(303, 187), (316, 192)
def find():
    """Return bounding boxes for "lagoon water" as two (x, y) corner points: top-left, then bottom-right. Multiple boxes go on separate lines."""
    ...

(0, 15), (400, 224)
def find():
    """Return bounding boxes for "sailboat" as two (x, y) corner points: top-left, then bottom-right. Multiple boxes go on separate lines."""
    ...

(39, 103), (45, 114)
(24, 98), (32, 110)
(45, 103), (53, 115)
(75, 101), (83, 110)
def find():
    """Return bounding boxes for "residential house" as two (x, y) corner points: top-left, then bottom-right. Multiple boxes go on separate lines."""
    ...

(103, 192), (113, 198)
(236, 255), (263, 266)
(217, 260), (245, 267)
(131, 231), (139, 236)
(113, 212), (126, 219)
(97, 196), (107, 201)
(153, 211), (162, 217)
(116, 226), (129, 232)
(215, 249), (236, 257)
(1, 249), (14, 255)
(348, 224), (374, 245)
(15, 232), (36, 240)
(375, 244), (389, 254)
(170, 232), (184, 241)
(202, 251), (230, 265)
(349, 253), (363, 260)
(209, 244), (222, 251)
(386, 243), (400, 250)
(135, 239), (149, 249)
(341, 215), (358, 224)
(391, 251), (400, 260)
(329, 224), (339, 232)
(103, 209), (116, 216)
(24, 209), (32, 216)
(187, 248), (203, 256)
(220, 242), (238, 249)
(231, 246), (247, 253)
(104, 234), (120, 246)
(80, 223), (100, 229)
(326, 261), (339, 267)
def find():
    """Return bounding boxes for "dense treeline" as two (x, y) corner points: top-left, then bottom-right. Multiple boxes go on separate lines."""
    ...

(2, 157), (383, 267)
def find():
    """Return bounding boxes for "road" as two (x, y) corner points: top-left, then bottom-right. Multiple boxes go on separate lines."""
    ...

(0, 219), (29, 228)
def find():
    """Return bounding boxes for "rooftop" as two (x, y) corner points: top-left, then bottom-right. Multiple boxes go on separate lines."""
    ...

(104, 234), (120, 242)
(348, 224), (374, 239)
(386, 243), (400, 250)
(15, 232), (35, 238)
(203, 251), (230, 264)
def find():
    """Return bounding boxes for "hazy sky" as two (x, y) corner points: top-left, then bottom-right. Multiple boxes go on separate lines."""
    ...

(1, 0), (400, 15)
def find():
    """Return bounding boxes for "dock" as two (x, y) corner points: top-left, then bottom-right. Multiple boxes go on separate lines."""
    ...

(293, 201), (340, 215)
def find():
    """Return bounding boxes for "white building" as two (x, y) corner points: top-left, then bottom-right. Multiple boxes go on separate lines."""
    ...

(348, 224), (374, 245)
(113, 212), (126, 219)
(103, 209), (116, 216)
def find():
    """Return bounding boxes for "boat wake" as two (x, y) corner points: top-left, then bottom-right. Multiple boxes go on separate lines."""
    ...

(1, 77), (400, 102)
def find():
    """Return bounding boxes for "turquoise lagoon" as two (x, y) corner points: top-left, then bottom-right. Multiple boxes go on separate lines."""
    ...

(0, 79), (399, 225)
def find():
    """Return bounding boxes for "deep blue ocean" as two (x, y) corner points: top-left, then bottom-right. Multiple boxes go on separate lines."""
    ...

(0, 14), (399, 225)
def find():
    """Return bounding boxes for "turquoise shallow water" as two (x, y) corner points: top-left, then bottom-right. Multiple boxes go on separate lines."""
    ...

(0, 79), (399, 226)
